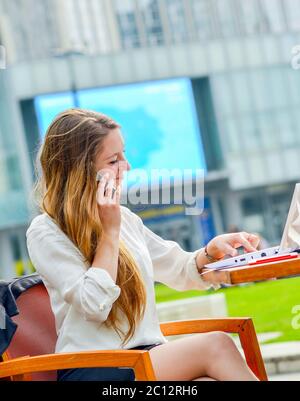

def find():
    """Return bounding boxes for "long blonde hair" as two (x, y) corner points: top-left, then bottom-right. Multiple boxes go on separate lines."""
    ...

(33, 108), (146, 345)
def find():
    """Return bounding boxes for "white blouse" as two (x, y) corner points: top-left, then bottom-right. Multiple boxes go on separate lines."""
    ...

(26, 206), (215, 353)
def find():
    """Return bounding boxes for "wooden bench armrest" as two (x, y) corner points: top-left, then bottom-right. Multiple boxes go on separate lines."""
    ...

(0, 350), (156, 381)
(160, 317), (249, 335)
(160, 318), (268, 381)
(0, 318), (267, 381)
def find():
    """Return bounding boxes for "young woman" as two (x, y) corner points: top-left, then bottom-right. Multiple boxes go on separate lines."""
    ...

(27, 108), (260, 381)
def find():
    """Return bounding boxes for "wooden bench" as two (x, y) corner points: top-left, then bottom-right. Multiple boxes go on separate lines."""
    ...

(0, 282), (268, 381)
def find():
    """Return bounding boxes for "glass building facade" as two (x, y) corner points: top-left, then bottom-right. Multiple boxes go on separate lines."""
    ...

(2, 0), (300, 59)
(1, 0), (300, 277)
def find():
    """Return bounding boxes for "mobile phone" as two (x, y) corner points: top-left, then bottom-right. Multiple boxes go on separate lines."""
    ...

(96, 171), (104, 182)
(96, 172), (116, 197)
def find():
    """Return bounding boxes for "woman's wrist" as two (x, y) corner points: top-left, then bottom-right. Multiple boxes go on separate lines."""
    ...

(195, 248), (210, 274)
(195, 245), (223, 274)
(101, 228), (120, 241)
(95, 230), (119, 254)
(195, 232), (260, 274)
(205, 238), (225, 261)
(93, 230), (120, 281)
(204, 245), (221, 263)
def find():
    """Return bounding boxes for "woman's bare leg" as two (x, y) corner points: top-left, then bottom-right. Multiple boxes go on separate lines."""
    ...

(149, 331), (258, 381)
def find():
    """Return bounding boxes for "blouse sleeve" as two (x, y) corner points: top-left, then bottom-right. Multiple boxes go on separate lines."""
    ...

(26, 225), (121, 323)
(125, 208), (219, 291)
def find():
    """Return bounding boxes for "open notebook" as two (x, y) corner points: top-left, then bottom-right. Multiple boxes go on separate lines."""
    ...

(204, 183), (300, 270)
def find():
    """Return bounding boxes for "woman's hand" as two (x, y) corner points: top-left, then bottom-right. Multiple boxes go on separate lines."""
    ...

(206, 232), (261, 261)
(96, 171), (121, 237)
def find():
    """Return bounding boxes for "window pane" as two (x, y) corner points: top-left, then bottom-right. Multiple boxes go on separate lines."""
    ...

(291, 108), (300, 145)
(257, 112), (278, 149)
(115, 0), (141, 48)
(238, 0), (264, 35)
(89, 0), (112, 53)
(285, 0), (300, 31)
(166, 0), (188, 43)
(224, 117), (240, 153)
(6, 152), (23, 191)
(240, 115), (260, 151)
(268, 68), (288, 109)
(260, 0), (286, 33)
(231, 72), (252, 113)
(286, 69), (300, 105)
(250, 70), (271, 112)
(215, 0), (237, 38)
(211, 75), (235, 117)
(191, 0), (215, 40)
(0, 152), (9, 193)
(276, 110), (297, 147)
(140, 0), (164, 45)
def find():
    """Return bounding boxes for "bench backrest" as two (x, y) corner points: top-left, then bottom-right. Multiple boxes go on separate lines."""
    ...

(4, 283), (57, 381)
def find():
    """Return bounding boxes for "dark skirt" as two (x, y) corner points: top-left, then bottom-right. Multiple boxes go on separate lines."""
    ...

(56, 343), (161, 381)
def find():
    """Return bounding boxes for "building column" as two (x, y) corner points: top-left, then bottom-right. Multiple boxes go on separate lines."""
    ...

(0, 230), (14, 279)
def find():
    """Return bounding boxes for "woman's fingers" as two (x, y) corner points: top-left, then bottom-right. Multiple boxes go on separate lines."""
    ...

(248, 233), (261, 249)
(112, 185), (121, 204)
(206, 231), (261, 261)
(97, 174), (114, 201)
(223, 243), (239, 257)
(96, 173), (109, 204)
(231, 232), (259, 253)
(105, 178), (115, 200)
(97, 173), (120, 206)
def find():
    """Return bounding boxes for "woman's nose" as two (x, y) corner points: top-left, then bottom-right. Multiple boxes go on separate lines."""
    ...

(119, 159), (131, 171)
(117, 160), (130, 179)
